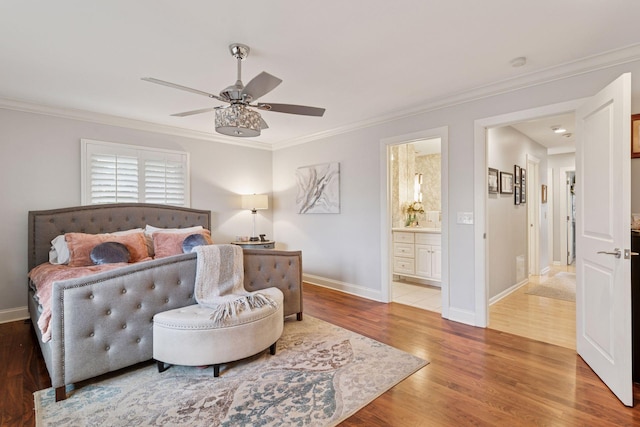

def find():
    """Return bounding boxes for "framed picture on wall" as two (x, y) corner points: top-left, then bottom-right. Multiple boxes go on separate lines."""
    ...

(632, 114), (640, 158)
(541, 184), (548, 203)
(500, 171), (513, 194)
(514, 186), (521, 205)
(521, 168), (526, 203)
(514, 165), (521, 184)
(488, 168), (499, 193)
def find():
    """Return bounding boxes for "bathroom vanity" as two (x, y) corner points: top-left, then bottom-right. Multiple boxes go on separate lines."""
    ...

(392, 228), (441, 285)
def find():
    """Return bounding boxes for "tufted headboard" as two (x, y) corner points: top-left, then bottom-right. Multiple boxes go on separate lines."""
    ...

(28, 203), (211, 270)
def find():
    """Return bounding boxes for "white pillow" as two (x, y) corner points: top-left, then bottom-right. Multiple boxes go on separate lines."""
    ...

(144, 224), (205, 256)
(48, 228), (144, 265)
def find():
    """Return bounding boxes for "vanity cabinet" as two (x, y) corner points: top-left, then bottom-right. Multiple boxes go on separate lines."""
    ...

(393, 230), (441, 283)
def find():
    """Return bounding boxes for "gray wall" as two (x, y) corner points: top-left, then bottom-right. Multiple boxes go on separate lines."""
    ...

(273, 60), (640, 324)
(487, 126), (548, 299)
(3, 58), (640, 326)
(0, 109), (273, 318)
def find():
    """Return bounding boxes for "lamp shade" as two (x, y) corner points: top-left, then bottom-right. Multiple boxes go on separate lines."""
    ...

(241, 194), (269, 211)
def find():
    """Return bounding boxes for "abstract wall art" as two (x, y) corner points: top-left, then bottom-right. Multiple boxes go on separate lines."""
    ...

(296, 162), (340, 214)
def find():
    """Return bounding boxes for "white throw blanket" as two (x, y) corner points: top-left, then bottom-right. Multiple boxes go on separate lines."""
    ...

(194, 244), (276, 323)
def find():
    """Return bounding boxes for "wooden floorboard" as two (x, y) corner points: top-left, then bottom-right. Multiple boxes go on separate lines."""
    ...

(3, 282), (640, 426)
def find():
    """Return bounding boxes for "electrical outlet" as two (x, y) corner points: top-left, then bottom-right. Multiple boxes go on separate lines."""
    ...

(457, 212), (474, 225)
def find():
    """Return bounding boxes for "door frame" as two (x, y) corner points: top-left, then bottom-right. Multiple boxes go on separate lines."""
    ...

(473, 99), (586, 326)
(380, 126), (449, 317)
(560, 166), (576, 265)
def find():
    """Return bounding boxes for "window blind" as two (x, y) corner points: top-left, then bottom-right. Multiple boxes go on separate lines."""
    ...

(81, 139), (190, 206)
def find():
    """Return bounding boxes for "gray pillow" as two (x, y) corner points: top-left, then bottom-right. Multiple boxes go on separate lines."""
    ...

(90, 242), (130, 265)
(182, 233), (210, 253)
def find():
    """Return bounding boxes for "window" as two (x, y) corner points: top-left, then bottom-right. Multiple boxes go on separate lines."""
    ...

(81, 139), (190, 206)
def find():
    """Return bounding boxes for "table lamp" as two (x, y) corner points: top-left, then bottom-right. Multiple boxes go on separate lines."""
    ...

(241, 194), (269, 241)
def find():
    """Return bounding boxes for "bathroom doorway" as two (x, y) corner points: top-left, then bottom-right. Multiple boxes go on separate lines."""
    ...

(389, 138), (443, 313)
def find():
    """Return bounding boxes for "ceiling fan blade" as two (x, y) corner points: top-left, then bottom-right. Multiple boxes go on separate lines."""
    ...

(241, 72), (282, 101)
(170, 107), (218, 117)
(257, 103), (325, 117)
(260, 117), (269, 130)
(141, 77), (228, 103)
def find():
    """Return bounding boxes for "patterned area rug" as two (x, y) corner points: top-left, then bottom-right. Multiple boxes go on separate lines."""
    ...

(526, 272), (576, 302)
(34, 316), (427, 426)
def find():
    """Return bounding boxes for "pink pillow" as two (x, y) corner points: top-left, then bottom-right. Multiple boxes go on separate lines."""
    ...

(153, 230), (213, 259)
(65, 232), (149, 267)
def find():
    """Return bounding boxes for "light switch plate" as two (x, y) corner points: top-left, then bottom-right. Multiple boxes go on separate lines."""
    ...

(457, 212), (474, 225)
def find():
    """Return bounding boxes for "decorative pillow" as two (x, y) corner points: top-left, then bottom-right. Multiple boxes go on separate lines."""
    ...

(49, 228), (143, 265)
(182, 233), (211, 254)
(90, 242), (130, 265)
(144, 225), (204, 256)
(65, 232), (149, 267)
(153, 230), (213, 259)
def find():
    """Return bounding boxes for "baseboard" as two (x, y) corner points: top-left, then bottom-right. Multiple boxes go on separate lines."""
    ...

(489, 279), (529, 305)
(0, 306), (29, 324)
(540, 266), (551, 275)
(553, 261), (563, 266)
(303, 274), (386, 302)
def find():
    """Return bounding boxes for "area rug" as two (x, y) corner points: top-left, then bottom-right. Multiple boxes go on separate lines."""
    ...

(34, 316), (427, 426)
(526, 272), (576, 302)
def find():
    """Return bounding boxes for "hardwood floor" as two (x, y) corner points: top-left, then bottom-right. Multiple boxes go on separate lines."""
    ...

(3, 281), (640, 426)
(489, 264), (576, 350)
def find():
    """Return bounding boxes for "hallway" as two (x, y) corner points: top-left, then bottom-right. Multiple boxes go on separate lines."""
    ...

(489, 264), (576, 350)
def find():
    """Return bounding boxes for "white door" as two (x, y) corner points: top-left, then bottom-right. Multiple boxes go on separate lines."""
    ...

(576, 73), (632, 406)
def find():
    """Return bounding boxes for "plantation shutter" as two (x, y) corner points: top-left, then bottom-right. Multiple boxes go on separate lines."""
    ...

(89, 153), (139, 204)
(81, 139), (190, 206)
(144, 158), (186, 206)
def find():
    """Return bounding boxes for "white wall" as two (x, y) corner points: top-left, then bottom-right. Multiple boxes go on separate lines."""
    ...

(0, 108), (273, 319)
(273, 59), (640, 324)
(487, 126), (548, 298)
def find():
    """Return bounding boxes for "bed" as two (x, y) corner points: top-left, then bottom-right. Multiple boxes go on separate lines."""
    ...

(27, 203), (302, 401)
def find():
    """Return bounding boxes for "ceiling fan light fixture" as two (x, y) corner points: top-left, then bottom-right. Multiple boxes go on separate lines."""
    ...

(215, 104), (261, 137)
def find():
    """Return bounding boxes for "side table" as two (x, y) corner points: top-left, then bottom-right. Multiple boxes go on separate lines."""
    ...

(231, 240), (275, 250)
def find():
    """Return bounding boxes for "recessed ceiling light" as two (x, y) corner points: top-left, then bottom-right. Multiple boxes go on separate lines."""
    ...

(551, 125), (567, 133)
(510, 57), (527, 67)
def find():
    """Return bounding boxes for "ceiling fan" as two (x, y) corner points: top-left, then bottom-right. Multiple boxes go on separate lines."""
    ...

(142, 43), (325, 138)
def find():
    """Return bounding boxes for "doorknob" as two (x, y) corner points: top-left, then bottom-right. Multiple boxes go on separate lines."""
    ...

(597, 248), (621, 258)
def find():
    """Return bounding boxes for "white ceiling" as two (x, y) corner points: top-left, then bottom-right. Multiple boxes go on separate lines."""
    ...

(1, 1), (639, 148)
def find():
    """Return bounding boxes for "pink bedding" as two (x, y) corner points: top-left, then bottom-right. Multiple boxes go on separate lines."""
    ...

(29, 261), (149, 342)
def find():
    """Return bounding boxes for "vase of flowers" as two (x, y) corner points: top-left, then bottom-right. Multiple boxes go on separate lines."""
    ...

(402, 201), (425, 227)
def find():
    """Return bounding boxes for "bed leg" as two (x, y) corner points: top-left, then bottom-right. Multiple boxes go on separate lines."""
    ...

(213, 364), (220, 377)
(157, 360), (170, 373)
(297, 312), (303, 321)
(55, 386), (66, 402)
(269, 342), (277, 355)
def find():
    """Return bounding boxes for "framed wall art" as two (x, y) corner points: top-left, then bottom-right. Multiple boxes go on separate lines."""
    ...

(500, 171), (513, 194)
(488, 168), (499, 193)
(520, 168), (526, 203)
(514, 186), (521, 205)
(296, 162), (340, 214)
(541, 184), (548, 203)
(632, 114), (640, 158)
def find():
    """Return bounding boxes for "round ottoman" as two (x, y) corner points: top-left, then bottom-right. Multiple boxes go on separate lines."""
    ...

(153, 287), (284, 376)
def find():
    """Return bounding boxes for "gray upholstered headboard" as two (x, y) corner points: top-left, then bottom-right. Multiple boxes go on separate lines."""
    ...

(28, 203), (211, 270)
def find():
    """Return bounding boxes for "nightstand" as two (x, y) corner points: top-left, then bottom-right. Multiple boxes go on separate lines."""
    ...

(231, 240), (275, 250)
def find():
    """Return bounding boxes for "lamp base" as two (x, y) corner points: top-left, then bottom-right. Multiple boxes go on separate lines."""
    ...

(249, 237), (260, 241)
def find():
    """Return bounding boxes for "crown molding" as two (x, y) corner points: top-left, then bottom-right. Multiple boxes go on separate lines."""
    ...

(273, 43), (640, 150)
(0, 97), (273, 151)
(2, 43), (640, 152)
